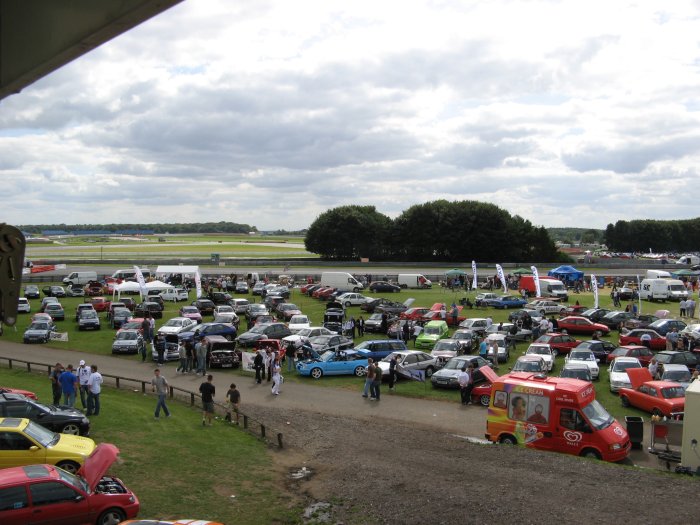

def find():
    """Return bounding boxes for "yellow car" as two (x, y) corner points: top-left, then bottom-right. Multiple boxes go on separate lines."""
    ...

(0, 417), (96, 473)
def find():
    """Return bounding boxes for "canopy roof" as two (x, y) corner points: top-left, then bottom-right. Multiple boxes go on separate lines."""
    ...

(155, 265), (200, 276)
(547, 265), (584, 281)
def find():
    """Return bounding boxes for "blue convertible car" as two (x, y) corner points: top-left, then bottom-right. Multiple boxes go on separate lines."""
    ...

(484, 295), (527, 309)
(296, 349), (369, 379)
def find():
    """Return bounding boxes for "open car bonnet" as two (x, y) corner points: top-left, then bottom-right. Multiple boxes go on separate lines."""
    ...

(79, 443), (120, 491)
(626, 367), (653, 389)
(479, 365), (500, 384)
(403, 298), (415, 308)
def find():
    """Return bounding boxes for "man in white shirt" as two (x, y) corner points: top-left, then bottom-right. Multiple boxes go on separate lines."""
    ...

(86, 364), (103, 416)
(76, 360), (91, 410)
(457, 366), (470, 405)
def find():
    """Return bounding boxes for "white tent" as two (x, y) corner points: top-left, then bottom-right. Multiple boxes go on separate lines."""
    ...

(144, 280), (171, 291)
(113, 280), (142, 300)
(155, 265), (200, 277)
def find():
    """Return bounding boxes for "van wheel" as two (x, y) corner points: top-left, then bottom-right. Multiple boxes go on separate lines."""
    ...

(581, 449), (601, 460)
(552, 348), (560, 357)
(98, 508), (126, 525)
(500, 435), (517, 445)
(311, 368), (323, 379)
(353, 287), (360, 292)
(620, 396), (630, 407)
(56, 460), (80, 474)
(354, 366), (366, 377)
(66, 281), (73, 288)
(479, 394), (491, 406)
(594, 330), (603, 338)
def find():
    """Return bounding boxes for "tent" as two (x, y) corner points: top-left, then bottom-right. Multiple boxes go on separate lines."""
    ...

(113, 280), (142, 300)
(672, 269), (699, 277)
(144, 280), (171, 291)
(445, 268), (466, 277)
(512, 268), (533, 275)
(155, 265), (200, 277)
(547, 265), (584, 283)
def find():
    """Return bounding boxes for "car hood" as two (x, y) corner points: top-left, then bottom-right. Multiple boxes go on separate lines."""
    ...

(479, 366), (500, 384)
(113, 339), (138, 346)
(627, 367), (653, 389)
(158, 326), (183, 334)
(609, 370), (632, 382)
(431, 368), (461, 379)
(78, 443), (120, 491)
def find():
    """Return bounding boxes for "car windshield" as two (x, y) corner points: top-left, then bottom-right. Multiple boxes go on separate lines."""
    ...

(444, 358), (468, 370)
(664, 370), (691, 382)
(24, 420), (59, 447)
(290, 316), (308, 324)
(562, 369), (589, 380)
(661, 387), (686, 399)
(612, 360), (641, 372)
(81, 311), (97, 319)
(181, 307), (198, 314)
(425, 326), (441, 335)
(320, 351), (341, 362)
(217, 306), (234, 312)
(58, 467), (88, 493)
(581, 400), (614, 431)
(654, 354), (672, 364)
(570, 351), (594, 361)
(164, 319), (182, 327)
(514, 360), (543, 372)
(28, 323), (49, 330)
(453, 331), (471, 339)
(118, 331), (139, 340)
(313, 336), (332, 344)
(434, 342), (457, 351)
(527, 346), (549, 355)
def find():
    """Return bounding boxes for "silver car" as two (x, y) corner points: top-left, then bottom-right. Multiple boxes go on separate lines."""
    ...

(112, 329), (144, 355)
(430, 355), (492, 388)
(377, 350), (438, 379)
(23, 321), (56, 343)
(78, 310), (101, 331)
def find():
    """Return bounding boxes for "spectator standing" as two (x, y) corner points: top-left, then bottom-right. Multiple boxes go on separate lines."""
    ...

(649, 358), (658, 379)
(388, 353), (399, 391)
(440, 304), (447, 321)
(86, 365), (103, 416)
(363, 358), (375, 398)
(450, 304), (458, 326)
(151, 369), (170, 419)
(265, 349), (273, 382)
(176, 341), (187, 374)
(226, 384), (241, 425)
(286, 341), (297, 373)
(148, 316), (156, 348)
(76, 360), (91, 410)
(59, 365), (78, 407)
(195, 340), (207, 375)
(667, 328), (679, 351)
(185, 341), (194, 373)
(680, 299), (687, 318)
(412, 323), (422, 346)
(271, 358), (282, 395)
(154, 334), (165, 366)
(49, 363), (63, 405)
(357, 316), (365, 337)
(199, 374), (216, 426)
(371, 362), (382, 401)
(458, 366), (470, 405)
(402, 322), (410, 343)
(141, 315), (152, 359)
(688, 297), (696, 318)
(254, 350), (264, 384)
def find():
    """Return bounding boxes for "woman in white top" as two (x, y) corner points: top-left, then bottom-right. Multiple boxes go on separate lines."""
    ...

(271, 358), (282, 395)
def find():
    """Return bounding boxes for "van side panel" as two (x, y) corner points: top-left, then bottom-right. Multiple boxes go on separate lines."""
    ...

(320, 272), (364, 292)
(397, 273), (432, 289)
(640, 278), (669, 301)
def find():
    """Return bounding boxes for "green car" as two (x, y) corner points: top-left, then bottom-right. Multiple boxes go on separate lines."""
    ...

(415, 320), (449, 350)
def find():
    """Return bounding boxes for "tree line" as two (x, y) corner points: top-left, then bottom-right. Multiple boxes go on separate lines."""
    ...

(605, 218), (700, 252)
(304, 200), (566, 262)
(19, 222), (256, 235)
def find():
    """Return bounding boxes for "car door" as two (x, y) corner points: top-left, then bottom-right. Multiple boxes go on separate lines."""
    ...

(0, 484), (32, 525)
(28, 480), (90, 525)
(0, 431), (46, 469)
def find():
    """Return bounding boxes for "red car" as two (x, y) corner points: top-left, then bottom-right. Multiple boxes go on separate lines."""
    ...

(300, 283), (318, 294)
(606, 345), (655, 366)
(557, 316), (610, 336)
(179, 305), (203, 323)
(0, 443), (139, 525)
(619, 329), (666, 351)
(560, 304), (587, 317)
(89, 297), (111, 313)
(0, 386), (37, 400)
(619, 368), (686, 417)
(317, 288), (337, 300)
(421, 310), (466, 327)
(470, 382), (494, 406)
(535, 333), (581, 356)
(83, 280), (104, 296)
(399, 307), (431, 320)
(312, 286), (332, 299)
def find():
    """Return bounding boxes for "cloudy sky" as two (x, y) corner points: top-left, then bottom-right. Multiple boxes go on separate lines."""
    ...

(2, 0), (700, 230)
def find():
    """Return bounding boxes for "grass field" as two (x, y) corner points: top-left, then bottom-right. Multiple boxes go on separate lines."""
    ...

(0, 366), (299, 524)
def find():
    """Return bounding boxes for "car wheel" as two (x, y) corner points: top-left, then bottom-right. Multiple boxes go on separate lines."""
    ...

(353, 287), (360, 292)
(620, 396), (630, 407)
(424, 366), (435, 378)
(500, 434), (517, 445)
(552, 348), (560, 357)
(98, 508), (126, 525)
(580, 449), (601, 460)
(345, 301), (352, 307)
(540, 310), (546, 316)
(354, 366), (366, 377)
(56, 460), (80, 474)
(594, 330), (603, 338)
(311, 368), (323, 379)
(479, 394), (491, 407)
(61, 423), (80, 435)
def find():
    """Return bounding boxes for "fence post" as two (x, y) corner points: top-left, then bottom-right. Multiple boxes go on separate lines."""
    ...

(277, 433), (284, 448)
(7, 359), (11, 369)
(260, 424), (266, 439)
(169, 386), (173, 399)
(115, 377), (120, 389)
(190, 393), (195, 406)
(141, 381), (146, 394)
(243, 415), (248, 429)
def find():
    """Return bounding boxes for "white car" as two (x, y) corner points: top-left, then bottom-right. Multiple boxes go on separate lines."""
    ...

(231, 298), (250, 315)
(660, 363), (692, 390)
(336, 292), (373, 307)
(565, 348), (599, 380)
(283, 326), (336, 346)
(288, 314), (311, 333)
(160, 288), (189, 302)
(485, 333), (509, 363)
(157, 316), (197, 335)
(17, 297), (31, 313)
(377, 350), (438, 378)
(608, 356), (642, 392)
(459, 318), (490, 333)
(525, 343), (555, 371)
(525, 300), (564, 316)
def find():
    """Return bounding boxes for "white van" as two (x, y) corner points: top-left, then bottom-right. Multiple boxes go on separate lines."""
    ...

(646, 269), (672, 279)
(397, 273), (432, 289)
(63, 271), (97, 286)
(676, 255), (700, 265)
(666, 279), (689, 301)
(320, 272), (364, 292)
(539, 278), (568, 301)
(639, 278), (670, 301)
(112, 268), (151, 281)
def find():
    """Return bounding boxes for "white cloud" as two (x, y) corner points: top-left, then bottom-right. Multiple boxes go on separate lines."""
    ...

(2, 0), (700, 230)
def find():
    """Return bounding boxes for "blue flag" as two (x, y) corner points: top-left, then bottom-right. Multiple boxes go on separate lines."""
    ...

(407, 369), (425, 382)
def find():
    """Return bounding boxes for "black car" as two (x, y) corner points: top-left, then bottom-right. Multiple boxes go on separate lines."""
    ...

(24, 285), (40, 299)
(192, 298), (216, 316)
(580, 308), (611, 323)
(0, 393), (90, 436)
(308, 334), (354, 354)
(573, 339), (617, 363)
(305, 285), (322, 296)
(374, 301), (409, 316)
(368, 281), (401, 293)
(559, 363), (592, 381)
(623, 314), (659, 330)
(41, 285), (66, 298)
(134, 302), (163, 319)
(599, 311), (635, 329)
(246, 303), (270, 322)
(450, 329), (480, 353)
(235, 281), (249, 294)
(655, 351), (699, 368)
(648, 319), (688, 336)
(235, 322), (292, 348)
(208, 292), (234, 306)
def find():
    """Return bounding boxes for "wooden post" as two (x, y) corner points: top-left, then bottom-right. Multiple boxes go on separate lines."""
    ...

(7, 359), (12, 369)
(190, 393), (195, 406)
(243, 415), (248, 429)
(141, 381), (146, 394)
(260, 424), (266, 439)
(277, 432), (284, 448)
(115, 377), (120, 389)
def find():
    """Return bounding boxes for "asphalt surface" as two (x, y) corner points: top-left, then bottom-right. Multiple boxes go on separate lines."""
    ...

(0, 339), (666, 471)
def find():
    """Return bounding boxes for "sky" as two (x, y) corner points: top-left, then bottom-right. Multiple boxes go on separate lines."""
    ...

(2, 0), (700, 231)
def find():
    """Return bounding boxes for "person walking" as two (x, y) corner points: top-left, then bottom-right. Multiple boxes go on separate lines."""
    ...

(458, 365), (470, 405)
(363, 358), (375, 398)
(141, 315), (152, 358)
(86, 365), (103, 416)
(388, 353), (399, 391)
(151, 368), (171, 419)
(59, 364), (78, 407)
(265, 349), (273, 382)
(176, 341), (187, 374)
(286, 341), (296, 373)
(254, 350), (264, 384)
(49, 363), (63, 406)
(226, 383), (241, 425)
(185, 341), (194, 373)
(199, 374), (216, 426)
(271, 358), (282, 395)
(76, 360), (91, 410)
(371, 361), (382, 401)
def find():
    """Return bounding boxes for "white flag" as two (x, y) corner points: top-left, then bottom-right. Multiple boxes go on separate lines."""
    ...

(133, 266), (147, 297)
(592, 274), (599, 308)
(495, 264), (507, 294)
(531, 266), (541, 297)
(195, 271), (203, 299)
(471, 260), (478, 290)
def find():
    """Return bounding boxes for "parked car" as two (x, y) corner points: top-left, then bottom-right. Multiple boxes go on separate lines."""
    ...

(430, 339), (462, 367)
(608, 356), (642, 392)
(534, 333), (580, 356)
(580, 308), (611, 323)
(511, 355), (548, 374)
(525, 300), (566, 316)
(158, 317), (197, 335)
(189, 322), (238, 343)
(648, 318), (688, 336)
(204, 335), (239, 369)
(134, 302), (163, 320)
(78, 309), (101, 331)
(363, 313), (386, 333)
(557, 316), (610, 336)
(179, 305), (203, 324)
(623, 314), (660, 330)
(415, 321), (449, 350)
(23, 320), (56, 343)
(74, 303), (96, 321)
(368, 281), (401, 293)
(654, 350), (700, 368)
(0, 393), (90, 435)
(660, 364), (692, 390)
(109, 307), (132, 329)
(524, 343), (555, 371)
(39, 296), (59, 312)
(0, 442), (139, 524)
(458, 318), (490, 336)
(0, 387), (37, 399)
(308, 334), (354, 354)
(485, 333), (510, 363)
(252, 281), (266, 295)
(606, 345), (654, 366)
(450, 329), (480, 354)
(43, 302), (65, 321)
(24, 284), (40, 299)
(564, 348), (600, 380)
(288, 314), (311, 333)
(474, 293), (500, 306)
(283, 327), (336, 347)
(235, 281), (249, 294)
(246, 303), (270, 322)
(375, 298), (413, 316)
(192, 298), (216, 316)
(484, 295), (527, 309)
(89, 296), (111, 312)
(573, 339), (617, 363)
(65, 284), (85, 297)
(430, 355), (492, 389)
(336, 292), (372, 307)
(619, 368), (686, 417)
(16, 297), (31, 313)
(0, 417), (96, 473)
(276, 303), (302, 322)
(161, 288), (189, 302)
(236, 322), (291, 347)
(484, 323), (532, 342)
(296, 349), (369, 379)
(559, 363), (593, 381)
(421, 309), (466, 326)
(112, 330), (145, 355)
(377, 350), (438, 378)
(354, 340), (408, 361)
(619, 329), (666, 351)
(508, 309), (543, 325)
(231, 298), (250, 315)
(41, 285), (66, 298)
(83, 280), (104, 296)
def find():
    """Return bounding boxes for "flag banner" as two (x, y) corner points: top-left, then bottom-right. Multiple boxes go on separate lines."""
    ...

(195, 271), (202, 299)
(49, 332), (69, 341)
(592, 274), (599, 308)
(531, 266), (541, 297)
(407, 369), (425, 382)
(240, 351), (257, 373)
(471, 260), (478, 290)
(134, 265), (147, 296)
(495, 264), (507, 293)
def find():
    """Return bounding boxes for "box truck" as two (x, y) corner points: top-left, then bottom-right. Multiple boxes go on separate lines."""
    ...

(484, 368), (630, 462)
(320, 272), (364, 292)
(397, 273), (432, 289)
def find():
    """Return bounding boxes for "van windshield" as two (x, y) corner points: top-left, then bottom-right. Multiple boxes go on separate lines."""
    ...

(581, 399), (614, 431)
(548, 284), (565, 291)
(668, 285), (685, 291)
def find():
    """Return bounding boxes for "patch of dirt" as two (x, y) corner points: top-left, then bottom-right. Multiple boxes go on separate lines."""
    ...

(254, 403), (699, 525)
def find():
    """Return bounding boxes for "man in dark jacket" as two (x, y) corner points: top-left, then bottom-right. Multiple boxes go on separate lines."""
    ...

(253, 350), (264, 384)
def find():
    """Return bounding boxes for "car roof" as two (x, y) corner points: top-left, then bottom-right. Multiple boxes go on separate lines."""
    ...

(662, 364), (689, 371)
(0, 464), (58, 487)
(0, 417), (26, 429)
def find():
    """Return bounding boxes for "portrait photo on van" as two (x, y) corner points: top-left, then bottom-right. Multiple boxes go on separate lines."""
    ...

(507, 393), (550, 423)
(494, 390), (508, 409)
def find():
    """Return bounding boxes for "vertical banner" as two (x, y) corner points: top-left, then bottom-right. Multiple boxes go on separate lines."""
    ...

(530, 266), (541, 297)
(471, 260), (478, 290)
(591, 274), (599, 308)
(495, 264), (507, 294)
(133, 265), (147, 299)
(637, 274), (641, 314)
(195, 270), (202, 299)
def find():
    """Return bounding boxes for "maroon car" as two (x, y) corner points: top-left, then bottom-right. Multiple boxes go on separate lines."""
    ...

(619, 329), (666, 351)
(535, 333), (581, 356)
(606, 345), (655, 366)
(557, 316), (610, 336)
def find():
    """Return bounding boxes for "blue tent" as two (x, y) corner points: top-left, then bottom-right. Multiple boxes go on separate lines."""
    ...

(547, 265), (584, 283)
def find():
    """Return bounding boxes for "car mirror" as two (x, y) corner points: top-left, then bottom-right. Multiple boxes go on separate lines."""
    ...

(74, 495), (84, 503)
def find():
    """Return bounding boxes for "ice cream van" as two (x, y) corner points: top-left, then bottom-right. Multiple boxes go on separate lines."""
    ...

(483, 367), (630, 462)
